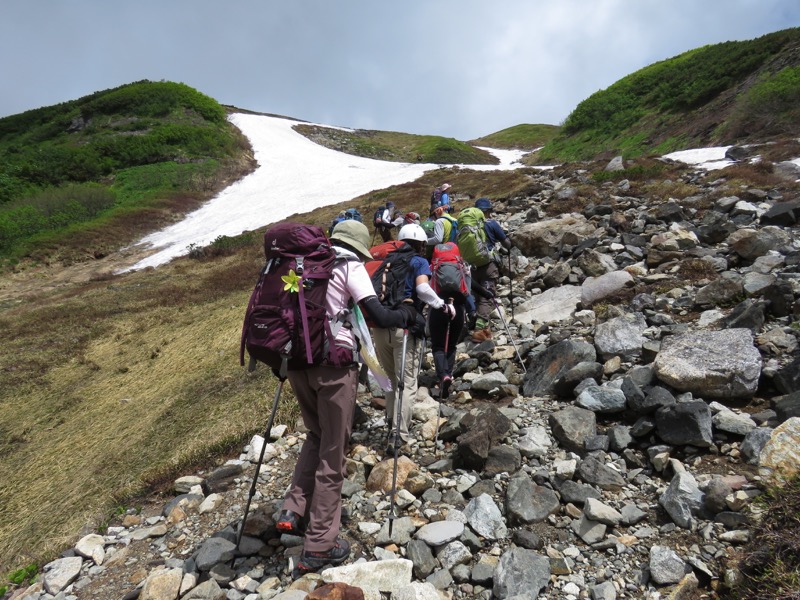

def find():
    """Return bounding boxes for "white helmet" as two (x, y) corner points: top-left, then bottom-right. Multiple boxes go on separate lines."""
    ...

(398, 223), (427, 243)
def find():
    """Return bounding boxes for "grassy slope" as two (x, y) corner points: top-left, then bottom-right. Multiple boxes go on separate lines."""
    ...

(537, 27), (800, 162)
(293, 124), (500, 165)
(0, 81), (253, 267)
(469, 123), (560, 150)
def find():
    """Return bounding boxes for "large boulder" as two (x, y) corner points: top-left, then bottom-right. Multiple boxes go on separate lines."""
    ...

(593, 312), (648, 361)
(514, 213), (598, 258)
(727, 227), (791, 260)
(653, 329), (762, 399)
(523, 340), (596, 397)
(759, 417), (800, 484)
(514, 285), (582, 325)
(581, 270), (634, 306)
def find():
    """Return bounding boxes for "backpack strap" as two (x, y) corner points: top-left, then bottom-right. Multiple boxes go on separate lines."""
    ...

(294, 256), (316, 365)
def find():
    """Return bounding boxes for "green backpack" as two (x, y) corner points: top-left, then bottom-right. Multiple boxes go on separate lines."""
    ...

(456, 206), (494, 268)
(421, 218), (436, 241)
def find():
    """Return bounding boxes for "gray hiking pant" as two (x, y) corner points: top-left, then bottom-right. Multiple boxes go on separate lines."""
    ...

(474, 261), (499, 321)
(373, 327), (421, 442)
(282, 364), (357, 552)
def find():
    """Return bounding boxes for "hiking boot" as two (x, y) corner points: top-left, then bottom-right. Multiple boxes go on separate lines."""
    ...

(440, 375), (452, 399)
(470, 327), (493, 343)
(276, 510), (306, 536)
(293, 537), (351, 578)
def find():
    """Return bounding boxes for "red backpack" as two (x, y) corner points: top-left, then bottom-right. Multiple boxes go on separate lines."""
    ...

(369, 240), (405, 260)
(240, 223), (343, 372)
(430, 242), (470, 303)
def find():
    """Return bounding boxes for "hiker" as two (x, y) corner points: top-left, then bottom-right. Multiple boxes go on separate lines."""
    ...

(427, 242), (474, 399)
(426, 204), (458, 246)
(371, 223), (452, 454)
(327, 208), (362, 236)
(403, 211), (421, 225)
(470, 197), (513, 343)
(276, 220), (414, 577)
(374, 201), (396, 242)
(430, 183), (452, 213)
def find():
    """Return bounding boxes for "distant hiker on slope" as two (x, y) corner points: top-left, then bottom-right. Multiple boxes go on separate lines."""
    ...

(327, 207), (362, 236)
(430, 183), (452, 214)
(374, 201), (397, 242)
(276, 220), (414, 578)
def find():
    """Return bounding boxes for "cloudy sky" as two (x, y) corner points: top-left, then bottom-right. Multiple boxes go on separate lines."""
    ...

(2, 1), (799, 141)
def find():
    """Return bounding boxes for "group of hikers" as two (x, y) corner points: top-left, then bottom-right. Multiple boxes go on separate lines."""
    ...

(241, 183), (514, 578)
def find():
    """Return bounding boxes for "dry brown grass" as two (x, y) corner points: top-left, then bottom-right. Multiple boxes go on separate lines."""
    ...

(724, 475), (800, 599)
(0, 253), (295, 572)
(675, 258), (720, 283)
(716, 160), (785, 189)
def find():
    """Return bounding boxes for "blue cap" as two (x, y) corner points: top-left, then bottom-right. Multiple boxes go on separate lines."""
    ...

(475, 197), (492, 211)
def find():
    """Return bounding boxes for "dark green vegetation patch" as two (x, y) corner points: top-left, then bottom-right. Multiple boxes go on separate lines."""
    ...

(0, 81), (250, 265)
(538, 27), (800, 162)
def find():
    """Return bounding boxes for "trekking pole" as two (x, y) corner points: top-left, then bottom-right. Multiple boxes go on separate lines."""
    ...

(491, 297), (527, 373)
(508, 253), (515, 321)
(233, 354), (288, 562)
(415, 335), (426, 380)
(388, 329), (409, 537)
(434, 299), (453, 452)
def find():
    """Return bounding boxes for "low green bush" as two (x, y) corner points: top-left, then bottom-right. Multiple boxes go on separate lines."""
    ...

(0, 184), (116, 251)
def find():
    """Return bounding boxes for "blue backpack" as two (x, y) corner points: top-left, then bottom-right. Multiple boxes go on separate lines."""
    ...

(329, 208), (363, 236)
(442, 214), (458, 243)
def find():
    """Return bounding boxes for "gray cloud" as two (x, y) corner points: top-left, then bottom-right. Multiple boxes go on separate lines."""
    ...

(1, 0), (798, 140)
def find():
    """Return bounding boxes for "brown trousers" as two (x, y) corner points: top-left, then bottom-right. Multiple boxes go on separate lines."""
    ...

(282, 364), (357, 552)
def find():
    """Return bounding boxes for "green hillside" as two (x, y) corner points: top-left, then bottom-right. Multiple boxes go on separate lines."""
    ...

(537, 27), (800, 162)
(469, 123), (560, 150)
(293, 124), (499, 165)
(0, 81), (252, 266)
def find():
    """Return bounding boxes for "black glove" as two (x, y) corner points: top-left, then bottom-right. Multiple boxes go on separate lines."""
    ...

(410, 311), (427, 338)
(358, 363), (370, 385)
(473, 280), (494, 299)
(398, 304), (416, 329)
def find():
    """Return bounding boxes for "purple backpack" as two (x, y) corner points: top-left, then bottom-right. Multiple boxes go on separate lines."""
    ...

(240, 223), (343, 372)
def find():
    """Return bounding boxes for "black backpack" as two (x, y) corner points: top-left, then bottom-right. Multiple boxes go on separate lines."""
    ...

(365, 243), (417, 309)
(373, 206), (386, 228)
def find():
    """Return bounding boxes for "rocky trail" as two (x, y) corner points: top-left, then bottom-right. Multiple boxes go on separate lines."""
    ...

(9, 152), (800, 600)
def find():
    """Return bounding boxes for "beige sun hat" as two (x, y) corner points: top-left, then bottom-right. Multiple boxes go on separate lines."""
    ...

(330, 219), (372, 260)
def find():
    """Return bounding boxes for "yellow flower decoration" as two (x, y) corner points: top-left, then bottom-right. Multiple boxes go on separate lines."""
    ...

(281, 269), (301, 293)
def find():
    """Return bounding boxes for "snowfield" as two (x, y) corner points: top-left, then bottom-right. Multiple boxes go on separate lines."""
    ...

(122, 114), (527, 272)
